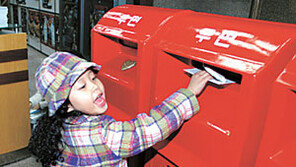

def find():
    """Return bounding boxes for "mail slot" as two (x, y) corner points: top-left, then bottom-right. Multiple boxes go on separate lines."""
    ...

(91, 5), (296, 167)
(91, 5), (181, 120)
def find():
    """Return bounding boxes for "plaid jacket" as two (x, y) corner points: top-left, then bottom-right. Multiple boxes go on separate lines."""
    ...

(53, 88), (199, 166)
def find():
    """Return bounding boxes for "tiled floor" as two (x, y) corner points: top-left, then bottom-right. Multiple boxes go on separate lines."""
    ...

(4, 157), (41, 167)
(0, 45), (47, 167)
(27, 45), (48, 97)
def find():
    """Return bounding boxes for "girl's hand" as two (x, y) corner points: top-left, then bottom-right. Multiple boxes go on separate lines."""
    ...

(187, 71), (213, 96)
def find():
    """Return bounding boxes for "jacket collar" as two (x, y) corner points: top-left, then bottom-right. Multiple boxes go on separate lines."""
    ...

(64, 114), (102, 125)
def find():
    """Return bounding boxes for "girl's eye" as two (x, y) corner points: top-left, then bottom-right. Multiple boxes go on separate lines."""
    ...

(92, 77), (96, 80)
(79, 84), (86, 89)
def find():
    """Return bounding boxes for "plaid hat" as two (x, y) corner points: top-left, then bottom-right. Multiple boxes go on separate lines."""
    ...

(35, 52), (101, 116)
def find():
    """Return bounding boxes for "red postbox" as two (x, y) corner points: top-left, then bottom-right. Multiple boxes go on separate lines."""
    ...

(255, 56), (296, 167)
(91, 5), (181, 120)
(91, 5), (296, 167)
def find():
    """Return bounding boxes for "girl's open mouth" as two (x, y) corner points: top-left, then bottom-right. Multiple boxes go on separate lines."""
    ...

(94, 93), (106, 108)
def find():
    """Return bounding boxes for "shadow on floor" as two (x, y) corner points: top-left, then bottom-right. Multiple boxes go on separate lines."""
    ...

(0, 147), (41, 167)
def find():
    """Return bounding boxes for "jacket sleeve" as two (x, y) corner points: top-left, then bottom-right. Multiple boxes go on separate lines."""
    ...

(101, 88), (199, 158)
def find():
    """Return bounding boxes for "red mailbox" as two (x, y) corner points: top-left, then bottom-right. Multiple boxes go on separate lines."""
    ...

(91, 5), (296, 167)
(255, 57), (296, 167)
(91, 5), (181, 120)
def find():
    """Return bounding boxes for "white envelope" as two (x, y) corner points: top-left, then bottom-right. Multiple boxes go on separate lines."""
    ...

(184, 67), (235, 85)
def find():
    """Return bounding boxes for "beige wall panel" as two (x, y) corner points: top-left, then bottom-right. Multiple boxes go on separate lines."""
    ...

(0, 33), (30, 154)
(0, 59), (28, 75)
(0, 81), (30, 154)
(0, 33), (27, 51)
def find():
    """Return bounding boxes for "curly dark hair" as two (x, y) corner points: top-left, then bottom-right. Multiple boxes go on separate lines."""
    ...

(28, 99), (82, 167)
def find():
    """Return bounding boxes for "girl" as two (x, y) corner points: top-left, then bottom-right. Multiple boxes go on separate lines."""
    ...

(28, 52), (212, 166)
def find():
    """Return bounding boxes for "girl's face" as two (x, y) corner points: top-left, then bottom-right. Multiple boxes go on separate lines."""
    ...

(68, 70), (108, 115)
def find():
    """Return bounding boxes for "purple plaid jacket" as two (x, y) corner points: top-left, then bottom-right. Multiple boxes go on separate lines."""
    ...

(53, 88), (199, 166)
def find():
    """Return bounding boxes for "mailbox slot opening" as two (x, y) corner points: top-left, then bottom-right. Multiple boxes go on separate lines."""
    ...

(100, 34), (138, 49)
(192, 60), (242, 84)
(93, 34), (139, 90)
(166, 52), (242, 84)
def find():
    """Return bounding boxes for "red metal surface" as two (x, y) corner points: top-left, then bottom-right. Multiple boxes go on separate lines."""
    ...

(255, 56), (296, 167)
(91, 5), (296, 167)
(91, 5), (180, 120)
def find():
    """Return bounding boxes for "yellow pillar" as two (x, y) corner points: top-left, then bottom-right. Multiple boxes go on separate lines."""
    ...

(0, 33), (31, 154)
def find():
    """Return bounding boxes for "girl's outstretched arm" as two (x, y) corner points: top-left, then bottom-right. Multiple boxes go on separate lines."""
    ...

(101, 88), (199, 158)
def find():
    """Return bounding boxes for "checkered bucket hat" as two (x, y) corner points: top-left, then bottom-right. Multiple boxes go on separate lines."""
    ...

(35, 52), (101, 116)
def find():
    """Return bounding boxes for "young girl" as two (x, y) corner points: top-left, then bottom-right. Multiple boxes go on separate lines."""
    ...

(29, 52), (212, 167)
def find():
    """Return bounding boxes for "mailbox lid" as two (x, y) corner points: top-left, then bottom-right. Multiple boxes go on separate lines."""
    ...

(157, 11), (296, 74)
(92, 5), (180, 43)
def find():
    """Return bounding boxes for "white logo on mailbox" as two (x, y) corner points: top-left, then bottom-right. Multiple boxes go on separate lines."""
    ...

(195, 28), (254, 48)
(103, 12), (142, 27)
(195, 28), (218, 43)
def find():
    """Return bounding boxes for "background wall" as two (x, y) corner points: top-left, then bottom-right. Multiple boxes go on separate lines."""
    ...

(153, 0), (253, 18)
(257, 0), (296, 24)
(153, 0), (296, 24)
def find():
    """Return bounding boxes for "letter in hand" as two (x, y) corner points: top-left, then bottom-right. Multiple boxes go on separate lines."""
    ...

(187, 71), (213, 96)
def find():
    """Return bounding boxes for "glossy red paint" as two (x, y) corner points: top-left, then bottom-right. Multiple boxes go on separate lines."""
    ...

(255, 56), (296, 167)
(91, 5), (181, 120)
(91, 5), (296, 167)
